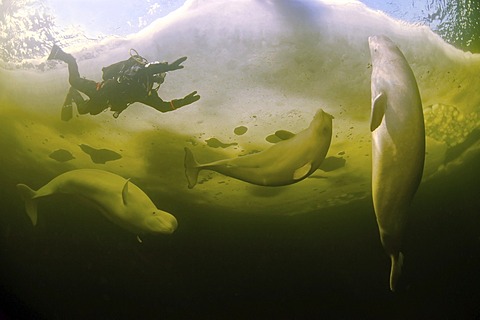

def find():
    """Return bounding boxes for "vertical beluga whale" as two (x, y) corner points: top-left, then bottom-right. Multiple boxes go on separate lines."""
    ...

(184, 109), (333, 188)
(16, 169), (178, 241)
(368, 35), (426, 291)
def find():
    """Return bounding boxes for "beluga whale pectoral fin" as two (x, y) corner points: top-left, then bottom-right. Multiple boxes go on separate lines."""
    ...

(370, 92), (387, 132)
(293, 162), (312, 180)
(122, 178), (131, 205)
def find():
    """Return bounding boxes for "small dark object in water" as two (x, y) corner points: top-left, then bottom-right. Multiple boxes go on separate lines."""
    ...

(265, 130), (295, 143)
(265, 134), (282, 144)
(205, 138), (237, 148)
(319, 156), (346, 172)
(275, 130), (295, 140)
(49, 149), (75, 162)
(79, 144), (122, 164)
(234, 126), (248, 136)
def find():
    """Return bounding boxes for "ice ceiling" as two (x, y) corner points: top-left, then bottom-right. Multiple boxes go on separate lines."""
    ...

(1, 0), (479, 216)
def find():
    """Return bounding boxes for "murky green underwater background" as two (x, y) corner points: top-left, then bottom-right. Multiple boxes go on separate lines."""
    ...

(1, 0), (480, 318)
(1, 154), (480, 319)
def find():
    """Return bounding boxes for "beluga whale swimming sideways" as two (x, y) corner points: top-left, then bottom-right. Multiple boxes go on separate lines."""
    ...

(17, 169), (178, 241)
(368, 35), (425, 291)
(184, 108), (333, 188)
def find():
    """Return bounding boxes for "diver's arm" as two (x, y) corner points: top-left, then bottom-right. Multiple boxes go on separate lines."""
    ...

(140, 91), (200, 113)
(145, 57), (188, 75)
(167, 56), (187, 71)
(170, 91), (200, 110)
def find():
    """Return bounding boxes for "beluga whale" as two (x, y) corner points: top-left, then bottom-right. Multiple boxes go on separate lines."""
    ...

(368, 35), (425, 291)
(184, 108), (333, 188)
(16, 169), (178, 241)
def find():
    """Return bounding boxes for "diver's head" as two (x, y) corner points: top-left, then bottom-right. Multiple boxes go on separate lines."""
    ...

(152, 72), (166, 85)
(144, 210), (178, 234)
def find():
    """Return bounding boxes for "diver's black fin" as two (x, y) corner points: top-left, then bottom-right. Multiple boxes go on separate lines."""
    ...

(61, 104), (73, 121)
(47, 44), (73, 63)
(47, 44), (61, 60)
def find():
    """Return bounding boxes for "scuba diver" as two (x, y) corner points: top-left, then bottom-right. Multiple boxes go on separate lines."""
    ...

(47, 45), (200, 121)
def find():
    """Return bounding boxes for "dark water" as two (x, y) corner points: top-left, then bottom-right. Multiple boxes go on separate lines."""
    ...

(1, 149), (479, 319)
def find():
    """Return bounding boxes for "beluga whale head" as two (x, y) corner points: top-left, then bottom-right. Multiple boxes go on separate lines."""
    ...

(368, 35), (404, 66)
(115, 177), (179, 238)
(310, 108), (334, 136)
(143, 209), (178, 235)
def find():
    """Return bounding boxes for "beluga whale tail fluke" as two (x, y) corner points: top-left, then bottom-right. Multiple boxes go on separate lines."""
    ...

(16, 184), (39, 226)
(16, 169), (178, 240)
(184, 109), (333, 188)
(184, 147), (201, 189)
(368, 35), (425, 292)
(390, 252), (404, 291)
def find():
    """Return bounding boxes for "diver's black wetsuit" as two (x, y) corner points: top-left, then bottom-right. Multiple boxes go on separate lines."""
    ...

(49, 45), (200, 119)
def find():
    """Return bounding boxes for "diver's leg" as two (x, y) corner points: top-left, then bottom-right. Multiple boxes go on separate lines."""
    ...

(48, 45), (107, 115)
(60, 87), (91, 120)
(137, 91), (172, 112)
(48, 45), (98, 97)
(66, 62), (98, 98)
(68, 85), (106, 116)
(68, 87), (91, 115)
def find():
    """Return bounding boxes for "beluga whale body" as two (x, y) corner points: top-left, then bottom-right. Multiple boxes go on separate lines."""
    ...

(184, 109), (333, 188)
(368, 35), (425, 291)
(17, 169), (178, 241)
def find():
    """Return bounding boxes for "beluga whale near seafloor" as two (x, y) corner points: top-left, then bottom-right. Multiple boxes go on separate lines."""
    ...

(16, 169), (178, 242)
(184, 108), (333, 188)
(368, 35), (425, 291)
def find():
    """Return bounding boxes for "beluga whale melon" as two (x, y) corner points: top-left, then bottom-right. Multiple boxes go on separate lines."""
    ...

(16, 169), (178, 241)
(184, 108), (333, 188)
(368, 35), (426, 291)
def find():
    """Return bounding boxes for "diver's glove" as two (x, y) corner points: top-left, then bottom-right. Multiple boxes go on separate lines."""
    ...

(166, 56), (187, 72)
(170, 91), (200, 109)
(145, 56), (187, 75)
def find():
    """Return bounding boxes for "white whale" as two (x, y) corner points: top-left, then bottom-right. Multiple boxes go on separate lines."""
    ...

(184, 109), (333, 188)
(369, 35), (425, 291)
(16, 169), (178, 241)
